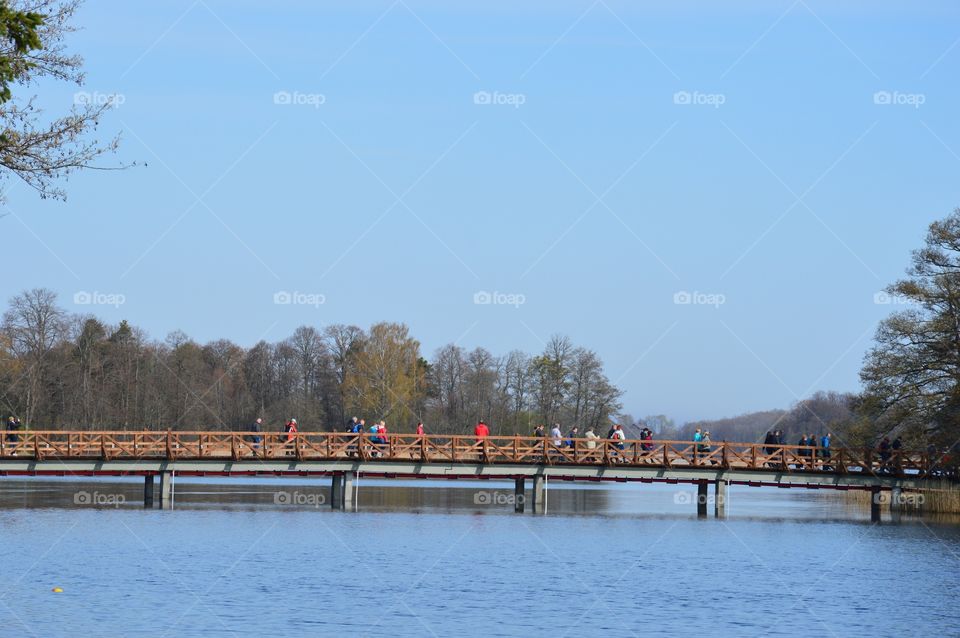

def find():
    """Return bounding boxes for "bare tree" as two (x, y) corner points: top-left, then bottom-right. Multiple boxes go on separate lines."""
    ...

(0, 1), (123, 201)
(2, 287), (66, 424)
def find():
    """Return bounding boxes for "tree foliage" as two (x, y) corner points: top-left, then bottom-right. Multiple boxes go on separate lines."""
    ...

(861, 207), (960, 443)
(0, 1), (121, 200)
(0, 289), (624, 433)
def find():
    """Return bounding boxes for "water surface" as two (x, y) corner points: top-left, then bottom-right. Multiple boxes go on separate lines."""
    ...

(0, 478), (957, 637)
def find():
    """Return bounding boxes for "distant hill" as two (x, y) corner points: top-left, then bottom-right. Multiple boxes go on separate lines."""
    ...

(678, 409), (787, 442)
(678, 392), (856, 443)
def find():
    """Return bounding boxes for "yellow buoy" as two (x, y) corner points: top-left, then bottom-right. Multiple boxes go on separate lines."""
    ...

(52, 587), (63, 593)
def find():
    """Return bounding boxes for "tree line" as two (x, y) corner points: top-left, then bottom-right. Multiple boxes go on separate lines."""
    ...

(0, 290), (622, 434)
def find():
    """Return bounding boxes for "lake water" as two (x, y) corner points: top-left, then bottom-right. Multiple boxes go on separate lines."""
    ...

(1, 477), (958, 637)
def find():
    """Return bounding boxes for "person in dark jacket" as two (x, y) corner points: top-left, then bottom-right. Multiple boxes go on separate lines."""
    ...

(879, 436), (892, 471)
(247, 418), (263, 451)
(6, 416), (21, 443)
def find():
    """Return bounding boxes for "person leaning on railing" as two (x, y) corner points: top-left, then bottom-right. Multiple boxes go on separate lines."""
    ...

(584, 427), (599, 450)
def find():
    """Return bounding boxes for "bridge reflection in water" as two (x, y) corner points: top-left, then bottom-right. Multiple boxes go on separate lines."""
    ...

(0, 431), (951, 521)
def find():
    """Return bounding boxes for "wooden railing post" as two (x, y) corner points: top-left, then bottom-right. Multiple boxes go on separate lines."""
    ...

(750, 443), (757, 469)
(231, 434), (238, 461)
(722, 442), (729, 469)
(420, 434), (427, 462)
(100, 433), (107, 460)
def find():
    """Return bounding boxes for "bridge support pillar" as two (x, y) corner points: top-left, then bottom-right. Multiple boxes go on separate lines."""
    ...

(330, 473), (342, 509)
(144, 475), (154, 508)
(532, 475), (546, 514)
(342, 471), (355, 510)
(870, 486), (881, 522)
(697, 481), (708, 517)
(159, 471), (173, 509)
(514, 478), (525, 513)
(714, 480), (727, 518)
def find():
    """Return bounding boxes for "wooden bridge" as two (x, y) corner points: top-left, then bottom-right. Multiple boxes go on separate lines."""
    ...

(0, 430), (951, 518)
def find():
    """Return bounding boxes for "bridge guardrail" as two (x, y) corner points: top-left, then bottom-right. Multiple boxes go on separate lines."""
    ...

(0, 431), (952, 479)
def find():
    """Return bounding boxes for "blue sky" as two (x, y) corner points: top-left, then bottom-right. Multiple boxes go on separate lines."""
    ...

(4, 0), (959, 423)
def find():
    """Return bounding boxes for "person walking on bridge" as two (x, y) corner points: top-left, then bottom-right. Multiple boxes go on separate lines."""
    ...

(416, 421), (425, 436)
(247, 418), (263, 453)
(284, 418), (298, 456)
(347, 418), (364, 457)
(821, 433), (832, 470)
(5, 416), (20, 444)
(475, 420), (490, 461)
(693, 428), (703, 463)
(474, 420), (490, 439)
(700, 431), (713, 464)
(611, 424), (626, 462)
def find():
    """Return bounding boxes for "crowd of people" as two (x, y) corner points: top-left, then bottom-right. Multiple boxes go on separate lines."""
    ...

(4, 412), (949, 473)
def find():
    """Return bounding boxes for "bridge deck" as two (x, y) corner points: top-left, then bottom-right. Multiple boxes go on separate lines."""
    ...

(0, 431), (949, 490)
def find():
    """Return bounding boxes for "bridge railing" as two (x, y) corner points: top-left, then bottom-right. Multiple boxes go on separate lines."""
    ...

(0, 430), (949, 478)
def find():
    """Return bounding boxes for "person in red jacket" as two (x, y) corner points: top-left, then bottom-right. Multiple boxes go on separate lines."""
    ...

(474, 420), (490, 438)
(285, 418), (298, 441)
(474, 420), (490, 462)
(284, 418), (298, 456)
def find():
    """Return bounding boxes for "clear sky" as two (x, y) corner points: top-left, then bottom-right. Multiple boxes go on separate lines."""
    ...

(3, 0), (959, 424)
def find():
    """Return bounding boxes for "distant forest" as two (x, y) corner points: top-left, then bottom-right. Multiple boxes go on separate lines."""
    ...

(0, 289), (622, 434)
(626, 391), (858, 446)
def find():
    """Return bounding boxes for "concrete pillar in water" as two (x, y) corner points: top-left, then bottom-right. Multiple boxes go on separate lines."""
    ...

(870, 486), (881, 522)
(514, 478), (525, 513)
(342, 471), (355, 510)
(697, 481), (708, 517)
(144, 475), (155, 508)
(714, 479), (727, 518)
(532, 475), (546, 513)
(330, 473), (342, 509)
(159, 471), (173, 510)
